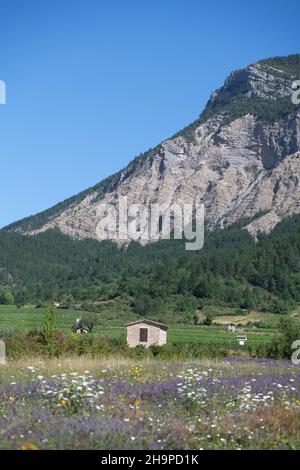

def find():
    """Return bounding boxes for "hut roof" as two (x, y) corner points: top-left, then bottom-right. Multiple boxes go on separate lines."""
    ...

(125, 319), (168, 330)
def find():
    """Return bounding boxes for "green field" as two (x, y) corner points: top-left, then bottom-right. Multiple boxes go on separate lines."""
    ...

(0, 305), (275, 348)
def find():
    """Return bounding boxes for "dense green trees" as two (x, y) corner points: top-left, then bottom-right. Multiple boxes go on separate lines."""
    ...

(2, 213), (300, 318)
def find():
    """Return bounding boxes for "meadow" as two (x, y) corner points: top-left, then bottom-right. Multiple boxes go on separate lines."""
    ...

(0, 305), (299, 450)
(0, 305), (276, 350)
(0, 357), (300, 450)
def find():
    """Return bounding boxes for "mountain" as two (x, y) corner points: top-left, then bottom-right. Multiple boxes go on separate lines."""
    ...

(3, 54), (300, 241)
(2, 213), (300, 314)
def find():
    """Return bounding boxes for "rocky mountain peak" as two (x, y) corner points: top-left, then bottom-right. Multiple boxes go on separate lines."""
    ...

(207, 55), (299, 110)
(3, 54), (300, 242)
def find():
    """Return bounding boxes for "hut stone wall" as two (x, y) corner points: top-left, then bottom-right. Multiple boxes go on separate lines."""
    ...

(127, 322), (167, 348)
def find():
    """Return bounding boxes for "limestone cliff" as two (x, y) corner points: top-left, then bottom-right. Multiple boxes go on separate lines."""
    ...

(4, 54), (300, 241)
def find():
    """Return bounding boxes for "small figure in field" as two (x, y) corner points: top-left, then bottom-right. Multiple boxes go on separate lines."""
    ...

(228, 323), (236, 333)
(72, 318), (93, 334)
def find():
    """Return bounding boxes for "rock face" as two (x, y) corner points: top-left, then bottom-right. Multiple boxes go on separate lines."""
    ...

(4, 55), (300, 241)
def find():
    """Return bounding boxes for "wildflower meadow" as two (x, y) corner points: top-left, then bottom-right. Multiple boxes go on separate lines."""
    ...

(0, 357), (300, 450)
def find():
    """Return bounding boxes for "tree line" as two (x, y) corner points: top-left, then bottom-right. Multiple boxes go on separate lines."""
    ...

(1, 213), (300, 318)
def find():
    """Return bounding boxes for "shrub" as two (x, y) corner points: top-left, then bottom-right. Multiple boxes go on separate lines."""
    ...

(41, 307), (55, 357)
(0, 290), (14, 305)
(202, 314), (213, 326)
(4, 330), (233, 360)
(234, 308), (248, 316)
(0, 328), (13, 339)
(255, 317), (300, 359)
(5, 330), (44, 358)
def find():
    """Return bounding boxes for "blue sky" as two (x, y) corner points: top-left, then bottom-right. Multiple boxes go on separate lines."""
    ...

(0, 0), (299, 227)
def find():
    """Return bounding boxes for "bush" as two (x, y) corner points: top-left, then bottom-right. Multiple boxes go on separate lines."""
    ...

(0, 290), (14, 305)
(255, 317), (300, 359)
(234, 308), (248, 316)
(41, 307), (55, 357)
(0, 328), (13, 338)
(246, 321), (262, 328)
(4, 330), (233, 360)
(5, 330), (44, 358)
(202, 314), (213, 326)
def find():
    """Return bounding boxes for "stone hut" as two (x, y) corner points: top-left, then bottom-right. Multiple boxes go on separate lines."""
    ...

(126, 319), (168, 348)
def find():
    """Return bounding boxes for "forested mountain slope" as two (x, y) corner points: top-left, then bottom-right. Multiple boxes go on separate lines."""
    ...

(2, 213), (300, 315)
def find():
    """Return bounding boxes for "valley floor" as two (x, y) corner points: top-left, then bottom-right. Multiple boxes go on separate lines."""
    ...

(0, 357), (300, 450)
(0, 304), (279, 350)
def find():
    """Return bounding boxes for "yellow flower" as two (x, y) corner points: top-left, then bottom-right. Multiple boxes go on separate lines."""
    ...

(20, 442), (39, 451)
(60, 399), (69, 407)
(134, 399), (140, 409)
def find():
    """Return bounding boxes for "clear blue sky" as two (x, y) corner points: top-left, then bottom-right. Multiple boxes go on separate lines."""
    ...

(0, 0), (299, 227)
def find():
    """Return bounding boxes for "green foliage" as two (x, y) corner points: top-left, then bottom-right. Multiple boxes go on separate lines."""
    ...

(80, 312), (100, 329)
(233, 308), (248, 316)
(4, 328), (233, 360)
(176, 295), (198, 317)
(256, 316), (300, 359)
(59, 294), (74, 309)
(132, 293), (166, 317)
(202, 314), (213, 326)
(41, 307), (55, 357)
(259, 54), (300, 77)
(0, 290), (14, 305)
(201, 95), (299, 128)
(2, 213), (300, 318)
